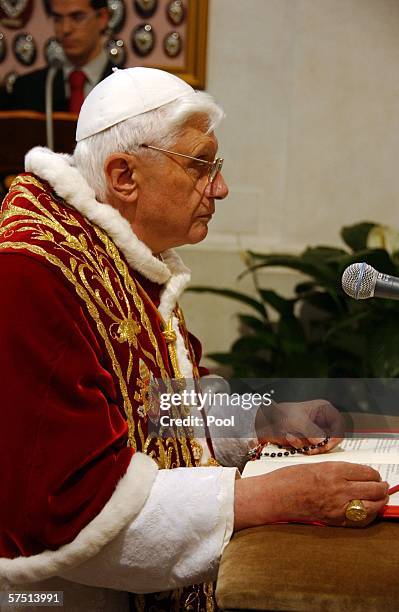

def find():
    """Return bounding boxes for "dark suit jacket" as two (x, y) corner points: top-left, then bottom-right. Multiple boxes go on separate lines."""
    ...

(0, 61), (114, 112)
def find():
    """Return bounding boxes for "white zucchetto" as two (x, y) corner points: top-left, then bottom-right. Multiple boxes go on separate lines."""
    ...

(76, 67), (194, 142)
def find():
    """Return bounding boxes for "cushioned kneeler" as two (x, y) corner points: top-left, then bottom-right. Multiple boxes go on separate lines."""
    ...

(216, 521), (399, 611)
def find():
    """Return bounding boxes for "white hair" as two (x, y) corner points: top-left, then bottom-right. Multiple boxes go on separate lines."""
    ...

(73, 91), (224, 202)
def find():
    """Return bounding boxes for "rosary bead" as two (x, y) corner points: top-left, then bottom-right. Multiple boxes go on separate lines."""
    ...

(255, 436), (330, 460)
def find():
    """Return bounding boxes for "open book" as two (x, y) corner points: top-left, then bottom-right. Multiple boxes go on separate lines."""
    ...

(242, 437), (399, 518)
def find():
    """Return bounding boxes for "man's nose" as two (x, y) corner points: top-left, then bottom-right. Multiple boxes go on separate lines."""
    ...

(57, 17), (73, 35)
(205, 172), (229, 199)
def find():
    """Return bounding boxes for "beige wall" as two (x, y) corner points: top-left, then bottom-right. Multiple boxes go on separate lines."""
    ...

(179, 0), (399, 364)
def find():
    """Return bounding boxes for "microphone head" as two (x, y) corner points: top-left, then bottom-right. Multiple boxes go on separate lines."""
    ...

(341, 262), (378, 299)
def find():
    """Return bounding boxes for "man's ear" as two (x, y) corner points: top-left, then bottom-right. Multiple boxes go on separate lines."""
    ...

(104, 154), (138, 204)
(97, 6), (109, 33)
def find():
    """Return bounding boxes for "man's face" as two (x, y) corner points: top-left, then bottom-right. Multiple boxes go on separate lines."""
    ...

(50, 0), (108, 66)
(131, 119), (229, 254)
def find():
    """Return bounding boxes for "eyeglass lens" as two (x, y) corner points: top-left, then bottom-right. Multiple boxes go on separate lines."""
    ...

(209, 158), (224, 183)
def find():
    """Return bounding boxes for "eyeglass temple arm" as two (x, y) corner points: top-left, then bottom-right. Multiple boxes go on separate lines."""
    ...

(142, 144), (214, 167)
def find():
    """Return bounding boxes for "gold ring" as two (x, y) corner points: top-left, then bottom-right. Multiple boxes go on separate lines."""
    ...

(345, 499), (367, 522)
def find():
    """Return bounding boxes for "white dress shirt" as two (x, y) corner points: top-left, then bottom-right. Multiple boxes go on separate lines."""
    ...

(62, 48), (109, 98)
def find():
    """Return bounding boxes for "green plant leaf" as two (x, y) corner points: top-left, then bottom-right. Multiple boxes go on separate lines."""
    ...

(367, 321), (399, 377)
(301, 291), (342, 315)
(324, 310), (370, 338)
(340, 222), (377, 251)
(238, 314), (269, 333)
(242, 254), (337, 287)
(232, 332), (277, 352)
(295, 281), (317, 294)
(258, 289), (296, 316)
(326, 330), (367, 358)
(302, 246), (348, 263)
(277, 316), (307, 355)
(188, 286), (267, 318)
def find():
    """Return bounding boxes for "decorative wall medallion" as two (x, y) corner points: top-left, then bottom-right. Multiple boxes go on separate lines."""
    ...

(13, 31), (36, 65)
(107, 0), (125, 34)
(163, 31), (182, 57)
(3, 70), (17, 94)
(0, 32), (6, 62)
(106, 38), (126, 66)
(44, 37), (66, 65)
(0, 0), (33, 29)
(131, 23), (155, 56)
(133, 0), (157, 18)
(166, 0), (185, 26)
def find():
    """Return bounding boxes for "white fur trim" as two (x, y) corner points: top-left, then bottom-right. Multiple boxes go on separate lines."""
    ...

(158, 250), (191, 322)
(24, 147), (171, 284)
(0, 453), (158, 588)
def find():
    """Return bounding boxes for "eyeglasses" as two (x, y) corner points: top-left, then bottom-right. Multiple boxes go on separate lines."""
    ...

(141, 144), (224, 184)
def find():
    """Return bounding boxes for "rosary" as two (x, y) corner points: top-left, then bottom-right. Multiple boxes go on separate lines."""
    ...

(248, 436), (331, 460)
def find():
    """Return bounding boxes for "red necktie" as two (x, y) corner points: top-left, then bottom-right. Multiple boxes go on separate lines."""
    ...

(68, 70), (86, 114)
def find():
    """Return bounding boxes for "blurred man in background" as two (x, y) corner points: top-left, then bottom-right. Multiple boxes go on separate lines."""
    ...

(1, 0), (112, 113)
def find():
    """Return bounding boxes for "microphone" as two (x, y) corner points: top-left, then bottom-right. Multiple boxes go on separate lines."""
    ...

(342, 262), (399, 300)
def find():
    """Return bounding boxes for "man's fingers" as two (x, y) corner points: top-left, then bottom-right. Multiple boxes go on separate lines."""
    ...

(283, 418), (325, 441)
(312, 401), (345, 437)
(285, 432), (312, 449)
(349, 481), (389, 501)
(340, 462), (382, 482)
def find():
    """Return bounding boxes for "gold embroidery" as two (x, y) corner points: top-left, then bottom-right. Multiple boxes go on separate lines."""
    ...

(165, 318), (183, 381)
(162, 328), (177, 344)
(93, 226), (168, 378)
(203, 582), (215, 612)
(1, 176), (206, 467)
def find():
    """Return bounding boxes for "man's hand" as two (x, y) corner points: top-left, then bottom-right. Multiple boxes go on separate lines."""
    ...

(234, 462), (389, 529)
(255, 399), (345, 454)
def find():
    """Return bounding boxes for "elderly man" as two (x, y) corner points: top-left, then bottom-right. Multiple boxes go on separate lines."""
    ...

(1, 0), (111, 113)
(0, 68), (389, 611)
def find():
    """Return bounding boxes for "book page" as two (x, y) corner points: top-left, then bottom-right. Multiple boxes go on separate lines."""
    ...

(340, 438), (399, 454)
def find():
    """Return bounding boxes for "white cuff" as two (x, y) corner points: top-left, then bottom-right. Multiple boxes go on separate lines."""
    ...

(61, 466), (238, 594)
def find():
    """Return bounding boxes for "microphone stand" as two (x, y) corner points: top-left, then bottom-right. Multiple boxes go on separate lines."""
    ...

(45, 61), (62, 151)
